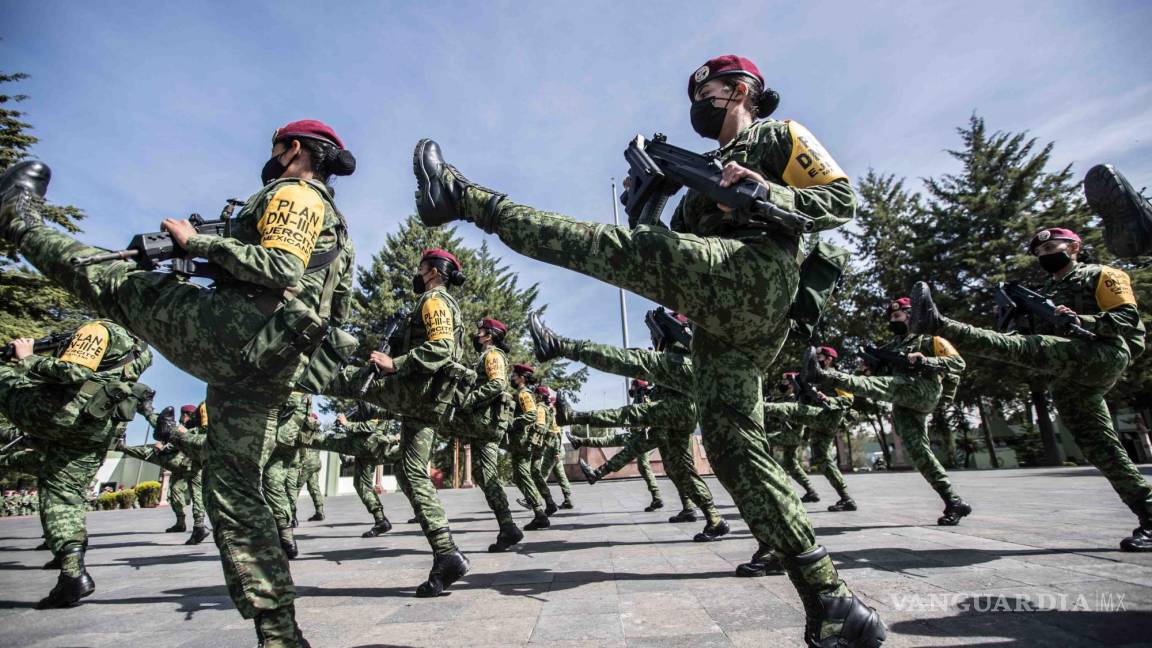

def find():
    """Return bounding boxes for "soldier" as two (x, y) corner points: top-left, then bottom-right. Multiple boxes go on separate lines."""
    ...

(315, 411), (397, 537)
(412, 54), (885, 647)
(543, 395), (575, 509)
(441, 317), (524, 552)
(323, 248), (472, 598)
(505, 364), (552, 530)
(528, 385), (563, 515)
(262, 392), (312, 558)
(768, 379), (822, 505)
(117, 435), (210, 544)
(295, 412), (325, 522)
(570, 421), (665, 512)
(910, 227), (1152, 551)
(804, 298), (970, 526)
(0, 118), (358, 646)
(531, 313), (730, 541)
(0, 322), (153, 608)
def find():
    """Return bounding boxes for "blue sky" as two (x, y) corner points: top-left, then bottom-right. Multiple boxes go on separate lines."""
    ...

(6, 1), (1152, 443)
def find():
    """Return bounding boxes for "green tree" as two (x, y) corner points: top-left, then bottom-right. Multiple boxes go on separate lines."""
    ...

(0, 71), (93, 339)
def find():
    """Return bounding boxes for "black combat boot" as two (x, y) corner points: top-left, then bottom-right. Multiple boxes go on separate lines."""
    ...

(827, 497), (858, 512)
(937, 496), (972, 526)
(644, 497), (664, 512)
(152, 406), (177, 443)
(279, 529), (298, 559)
(668, 509), (698, 523)
(487, 522), (525, 553)
(413, 139), (505, 230)
(544, 499), (559, 517)
(255, 605), (310, 648)
(784, 546), (887, 648)
(555, 393), (574, 426)
(735, 542), (784, 577)
(185, 525), (211, 545)
(362, 517), (393, 538)
(291, 516), (298, 528)
(528, 312), (567, 362)
(307, 512), (325, 522)
(800, 347), (828, 385)
(693, 518), (730, 543)
(909, 281), (942, 335)
(1084, 163), (1152, 258)
(0, 160), (50, 245)
(407, 516), (419, 524)
(415, 550), (470, 598)
(165, 519), (187, 533)
(801, 490), (821, 504)
(36, 547), (94, 609)
(524, 512), (551, 531)
(559, 498), (574, 510)
(565, 431), (582, 449)
(578, 459), (600, 485)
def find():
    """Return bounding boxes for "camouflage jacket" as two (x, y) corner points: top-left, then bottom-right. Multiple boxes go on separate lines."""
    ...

(1040, 262), (1145, 358)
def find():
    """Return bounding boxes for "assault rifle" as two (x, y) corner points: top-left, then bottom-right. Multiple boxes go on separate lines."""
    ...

(788, 373), (830, 409)
(859, 346), (945, 376)
(644, 307), (692, 350)
(994, 282), (1096, 341)
(358, 309), (409, 396)
(72, 199), (245, 276)
(620, 133), (815, 233)
(2, 331), (73, 361)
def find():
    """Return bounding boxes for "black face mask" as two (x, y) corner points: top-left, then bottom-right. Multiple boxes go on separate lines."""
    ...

(471, 335), (484, 353)
(1038, 251), (1072, 274)
(260, 150), (296, 186)
(689, 89), (736, 139)
(888, 320), (909, 335)
(411, 273), (426, 295)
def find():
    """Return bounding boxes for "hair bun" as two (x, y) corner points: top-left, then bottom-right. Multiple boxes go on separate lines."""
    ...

(757, 89), (780, 118)
(450, 271), (467, 287)
(333, 149), (357, 176)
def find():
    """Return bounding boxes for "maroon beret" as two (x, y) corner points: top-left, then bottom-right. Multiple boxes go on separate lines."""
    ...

(479, 318), (507, 334)
(818, 346), (839, 359)
(670, 311), (690, 324)
(688, 55), (764, 100)
(180, 405), (197, 414)
(421, 248), (461, 271)
(888, 298), (911, 312)
(272, 119), (345, 149)
(533, 385), (551, 398)
(782, 371), (799, 379)
(1028, 227), (1081, 254)
(631, 379), (649, 388)
(512, 363), (534, 375)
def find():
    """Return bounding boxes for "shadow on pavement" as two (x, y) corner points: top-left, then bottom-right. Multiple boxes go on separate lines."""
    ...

(835, 546), (1122, 573)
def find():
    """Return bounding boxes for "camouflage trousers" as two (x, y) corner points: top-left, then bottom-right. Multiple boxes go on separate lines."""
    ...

(488, 204), (831, 568)
(821, 371), (955, 501)
(578, 431), (662, 499)
(263, 444), (302, 531)
(295, 450), (324, 516)
(17, 224), (298, 618)
(308, 432), (396, 524)
(765, 402), (850, 498)
(470, 440), (513, 526)
(506, 432), (545, 515)
(774, 442), (815, 494)
(170, 468), (206, 527)
(36, 447), (103, 555)
(538, 434), (572, 501)
(392, 422), (456, 554)
(530, 440), (558, 508)
(941, 319), (1152, 518)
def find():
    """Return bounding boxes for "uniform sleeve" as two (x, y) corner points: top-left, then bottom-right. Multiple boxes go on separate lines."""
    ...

(462, 350), (508, 410)
(184, 182), (325, 290)
(1079, 266), (1144, 342)
(759, 121), (856, 232)
(392, 296), (457, 376)
(919, 336), (966, 374)
(119, 444), (156, 462)
(534, 403), (548, 435)
(22, 355), (95, 385)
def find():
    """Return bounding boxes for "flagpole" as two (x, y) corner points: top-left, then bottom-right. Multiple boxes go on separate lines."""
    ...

(611, 179), (630, 404)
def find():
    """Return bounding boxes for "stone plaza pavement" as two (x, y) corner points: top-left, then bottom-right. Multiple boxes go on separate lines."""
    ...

(3, 466), (1152, 647)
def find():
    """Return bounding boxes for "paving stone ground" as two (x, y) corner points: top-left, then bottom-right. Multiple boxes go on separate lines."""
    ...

(3, 466), (1152, 647)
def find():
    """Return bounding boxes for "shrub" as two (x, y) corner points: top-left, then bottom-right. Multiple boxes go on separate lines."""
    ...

(135, 481), (162, 508)
(116, 488), (137, 509)
(97, 492), (119, 511)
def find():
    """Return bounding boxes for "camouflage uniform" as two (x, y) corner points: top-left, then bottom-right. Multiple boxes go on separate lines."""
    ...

(313, 418), (400, 525)
(263, 392), (311, 541)
(0, 320), (152, 604)
(935, 262), (1152, 523)
(557, 341), (723, 526)
(505, 384), (549, 518)
(8, 174), (354, 633)
(769, 418), (816, 497)
(325, 284), (467, 557)
(449, 344), (515, 528)
(819, 334), (965, 504)
(529, 397), (560, 510)
(120, 443), (205, 528)
(574, 429), (662, 500)
(542, 410), (573, 504)
(294, 447), (324, 519)
(764, 392), (854, 501)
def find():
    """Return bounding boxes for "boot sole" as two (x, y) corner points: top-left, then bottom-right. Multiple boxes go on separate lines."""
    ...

(412, 139), (445, 226)
(1085, 164), (1151, 258)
